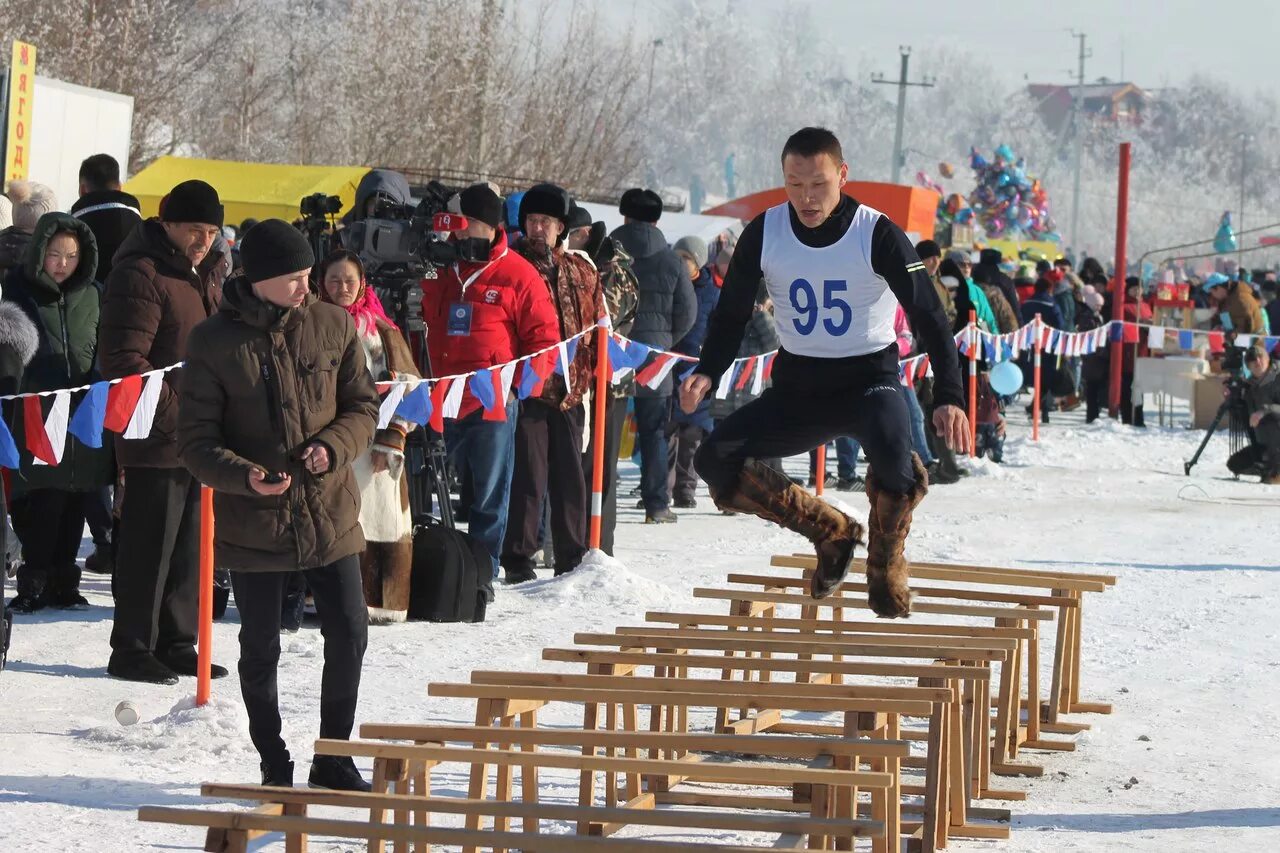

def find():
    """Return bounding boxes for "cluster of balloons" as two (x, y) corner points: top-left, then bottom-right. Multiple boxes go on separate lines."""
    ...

(924, 145), (1061, 242)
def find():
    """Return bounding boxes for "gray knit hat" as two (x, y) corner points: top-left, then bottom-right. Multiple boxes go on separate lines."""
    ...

(673, 235), (708, 270)
(8, 180), (57, 232)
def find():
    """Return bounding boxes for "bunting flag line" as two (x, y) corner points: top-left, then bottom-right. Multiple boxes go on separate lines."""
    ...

(750, 354), (766, 396)
(104, 374), (144, 433)
(442, 375), (466, 419)
(635, 352), (681, 390)
(714, 362), (736, 400)
(124, 372), (166, 440)
(395, 379), (431, 427)
(0, 416), (18, 470)
(428, 377), (452, 433)
(377, 382), (407, 430)
(483, 366), (511, 422)
(68, 381), (109, 449)
(23, 395), (54, 466)
(734, 356), (756, 392)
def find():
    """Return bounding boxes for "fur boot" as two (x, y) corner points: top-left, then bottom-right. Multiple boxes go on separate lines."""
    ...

(709, 459), (864, 599)
(360, 538), (412, 624)
(864, 454), (929, 618)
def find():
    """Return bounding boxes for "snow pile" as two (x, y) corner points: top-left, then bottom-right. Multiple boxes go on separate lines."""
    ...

(78, 695), (253, 760)
(508, 550), (678, 612)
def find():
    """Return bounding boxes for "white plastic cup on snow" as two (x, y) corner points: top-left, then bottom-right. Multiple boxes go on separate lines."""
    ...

(114, 700), (139, 726)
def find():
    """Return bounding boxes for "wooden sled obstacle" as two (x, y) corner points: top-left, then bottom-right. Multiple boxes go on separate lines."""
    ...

(138, 552), (1113, 852)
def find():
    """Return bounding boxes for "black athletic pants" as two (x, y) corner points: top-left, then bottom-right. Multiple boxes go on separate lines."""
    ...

(582, 396), (628, 557)
(696, 377), (916, 498)
(109, 467), (199, 662)
(504, 399), (588, 575)
(10, 489), (86, 600)
(666, 421), (705, 503)
(231, 555), (368, 765)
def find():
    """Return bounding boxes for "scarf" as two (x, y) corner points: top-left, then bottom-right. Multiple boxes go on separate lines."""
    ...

(332, 282), (397, 336)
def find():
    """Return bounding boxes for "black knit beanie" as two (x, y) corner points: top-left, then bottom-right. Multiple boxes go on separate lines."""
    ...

(162, 180), (224, 227)
(458, 183), (504, 230)
(239, 219), (315, 283)
(914, 239), (941, 260)
(619, 188), (663, 223)
(566, 202), (592, 231)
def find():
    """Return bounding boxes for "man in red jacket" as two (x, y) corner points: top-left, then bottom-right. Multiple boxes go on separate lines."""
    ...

(423, 184), (560, 577)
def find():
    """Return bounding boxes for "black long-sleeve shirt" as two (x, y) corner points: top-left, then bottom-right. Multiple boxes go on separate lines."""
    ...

(696, 196), (965, 409)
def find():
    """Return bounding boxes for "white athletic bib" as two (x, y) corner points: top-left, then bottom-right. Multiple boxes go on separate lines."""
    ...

(760, 201), (898, 358)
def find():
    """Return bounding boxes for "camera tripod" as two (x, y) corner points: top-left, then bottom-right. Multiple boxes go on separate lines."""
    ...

(1184, 376), (1251, 476)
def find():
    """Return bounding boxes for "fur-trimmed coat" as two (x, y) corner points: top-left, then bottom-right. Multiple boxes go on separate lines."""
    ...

(351, 317), (419, 623)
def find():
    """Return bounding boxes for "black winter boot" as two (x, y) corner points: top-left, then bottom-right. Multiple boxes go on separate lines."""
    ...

(309, 755), (372, 792)
(261, 758), (294, 787)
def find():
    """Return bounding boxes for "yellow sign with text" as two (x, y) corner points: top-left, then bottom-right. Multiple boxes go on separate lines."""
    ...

(5, 40), (37, 183)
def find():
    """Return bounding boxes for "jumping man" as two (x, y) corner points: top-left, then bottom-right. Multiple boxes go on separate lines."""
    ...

(680, 127), (970, 616)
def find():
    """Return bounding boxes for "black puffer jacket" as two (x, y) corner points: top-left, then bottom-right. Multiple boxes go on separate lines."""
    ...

(609, 221), (695, 397)
(71, 189), (142, 283)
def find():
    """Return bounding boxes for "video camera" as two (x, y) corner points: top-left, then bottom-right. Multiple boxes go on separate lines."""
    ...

(342, 180), (491, 277)
(299, 193), (343, 268)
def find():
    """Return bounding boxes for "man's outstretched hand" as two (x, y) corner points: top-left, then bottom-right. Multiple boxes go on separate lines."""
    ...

(679, 373), (713, 414)
(933, 404), (972, 455)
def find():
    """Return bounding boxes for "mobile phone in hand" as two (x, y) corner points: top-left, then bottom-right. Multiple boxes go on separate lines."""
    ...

(262, 471), (287, 485)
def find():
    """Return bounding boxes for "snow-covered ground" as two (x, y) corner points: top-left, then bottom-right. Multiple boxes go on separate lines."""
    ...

(3, 403), (1280, 852)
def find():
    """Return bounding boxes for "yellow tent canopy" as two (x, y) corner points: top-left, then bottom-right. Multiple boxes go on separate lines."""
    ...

(124, 156), (370, 227)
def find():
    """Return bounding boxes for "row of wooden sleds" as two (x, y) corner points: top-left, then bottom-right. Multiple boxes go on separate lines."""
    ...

(141, 552), (1115, 851)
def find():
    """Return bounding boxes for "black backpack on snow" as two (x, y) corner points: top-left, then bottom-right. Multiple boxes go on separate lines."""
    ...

(407, 518), (492, 623)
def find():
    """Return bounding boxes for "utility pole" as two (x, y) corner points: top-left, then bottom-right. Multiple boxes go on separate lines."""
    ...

(1238, 132), (1254, 271)
(872, 47), (935, 185)
(1069, 31), (1091, 259)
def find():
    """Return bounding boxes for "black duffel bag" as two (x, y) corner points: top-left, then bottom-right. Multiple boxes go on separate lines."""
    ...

(407, 519), (493, 623)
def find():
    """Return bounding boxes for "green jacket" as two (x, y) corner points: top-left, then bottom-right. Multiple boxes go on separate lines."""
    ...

(966, 279), (999, 334)
(3, 212), (114, 493)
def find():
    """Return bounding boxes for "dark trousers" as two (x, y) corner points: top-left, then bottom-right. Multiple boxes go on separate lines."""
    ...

(83, 486), (113, 549)
(11, 489), (86, 600)
(583, 396), (628, 557)
(504, 400), (588, 576)
(1254, 417), (1280, 475)
(696, 379), (915, 498)
(230, 555), (368, 765)
(110, 467), (200, 661)
(666, 420), (705, 503)
(633, 395), (672, 514)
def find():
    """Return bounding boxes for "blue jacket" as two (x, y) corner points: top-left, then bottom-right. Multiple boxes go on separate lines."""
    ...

(1020, 294), (1064, 330)
(672, 269), (720, 430)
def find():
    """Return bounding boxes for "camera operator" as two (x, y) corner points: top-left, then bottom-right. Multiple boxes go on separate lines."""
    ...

(1244, 346), (1280, 484)
(422, 184), (560, 579)
(343, 169), (414, 225)
(178, 220), (379, 791)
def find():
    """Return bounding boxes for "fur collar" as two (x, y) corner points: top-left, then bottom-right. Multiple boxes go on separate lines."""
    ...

(0, 301), (39, 367)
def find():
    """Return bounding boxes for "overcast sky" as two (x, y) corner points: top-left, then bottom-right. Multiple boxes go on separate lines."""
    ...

(706, 0), (1279, 95)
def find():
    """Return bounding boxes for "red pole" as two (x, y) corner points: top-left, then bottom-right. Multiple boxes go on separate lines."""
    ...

(814, 444), (826, 496)
(1108, 142), (1132, 418)
(1032, 317), (1042, 441)
(967, 310), (978, 456)
(588, 324), (609, 550)
(195, 486), (214, 706)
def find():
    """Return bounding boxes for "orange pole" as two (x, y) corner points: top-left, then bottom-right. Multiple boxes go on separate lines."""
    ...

(967, 310), (978, 456)
(814, 444), (826, 496)
(1032, 317), (1042, 441)
(196, 485), (214, 706)
(588, 323), (609, 550)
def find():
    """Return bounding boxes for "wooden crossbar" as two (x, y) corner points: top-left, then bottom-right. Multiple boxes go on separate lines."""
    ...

(138, 806), (842, 852)
(469, 670), (954, 704)
(613, 625), (1019, 654)
(646, 611), (1038, 641)
(543, 647), (991, 683)
(572, 631), (1009, 663)
(428, 681), (937, 717)
(691, 587), (1053, 621)
(199, 784), (884, 839)
(725, 572), (1076, 609)
(771, 554), (1112, 591)
(359, 723), (911, 760)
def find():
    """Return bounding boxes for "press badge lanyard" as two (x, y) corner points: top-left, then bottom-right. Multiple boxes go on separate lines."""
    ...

(448, 247), (508, 336)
